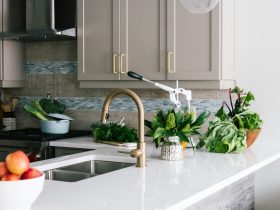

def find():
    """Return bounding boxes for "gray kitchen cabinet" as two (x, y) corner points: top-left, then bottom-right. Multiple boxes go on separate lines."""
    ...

(119, 0), (166, 80)
(0, 41), (26, 88)
(0, 0), (26, 88)
(78, 0), (120, 81)
(78, 0), (166, 83)
(78, 0), (236, 89)
(166, 0), (235, 85)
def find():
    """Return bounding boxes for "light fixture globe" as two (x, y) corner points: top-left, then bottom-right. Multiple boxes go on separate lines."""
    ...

(180, 0), (219, 14)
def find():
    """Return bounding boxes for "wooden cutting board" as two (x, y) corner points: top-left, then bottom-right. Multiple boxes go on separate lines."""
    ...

(95, 140), (137, 147)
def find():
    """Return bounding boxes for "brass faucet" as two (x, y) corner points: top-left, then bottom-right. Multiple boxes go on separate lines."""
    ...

(100, 88), (146, 168)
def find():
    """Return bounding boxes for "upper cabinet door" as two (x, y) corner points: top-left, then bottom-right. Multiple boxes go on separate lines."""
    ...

(78, 0), (120, 81)
(166, 0), (220, 80)
(119, 0), (167, 80)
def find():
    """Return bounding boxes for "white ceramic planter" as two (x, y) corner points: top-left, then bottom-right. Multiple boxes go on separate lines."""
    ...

(161, 136), (183, 161)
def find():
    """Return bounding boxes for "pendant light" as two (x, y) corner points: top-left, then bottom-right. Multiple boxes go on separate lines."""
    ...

(180, 0), (219, 14)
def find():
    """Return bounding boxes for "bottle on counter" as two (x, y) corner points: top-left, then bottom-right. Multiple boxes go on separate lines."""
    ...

(2, 104), (16, 131)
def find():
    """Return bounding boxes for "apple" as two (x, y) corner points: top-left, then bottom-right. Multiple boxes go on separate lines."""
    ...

(21, 168), (42, 180)
(6, 151), (30, 176)
(1, 174), (20, 181)
(0, 162), (9, 178)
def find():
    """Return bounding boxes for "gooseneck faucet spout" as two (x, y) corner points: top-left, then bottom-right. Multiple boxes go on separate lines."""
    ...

(100, 89), (146, 168)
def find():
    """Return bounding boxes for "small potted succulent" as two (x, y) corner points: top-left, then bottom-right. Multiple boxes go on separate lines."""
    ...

(196, 86), (263, 153)
(146, 108), (210, 151)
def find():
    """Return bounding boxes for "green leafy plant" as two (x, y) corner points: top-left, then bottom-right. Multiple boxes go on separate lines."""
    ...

(215, 86), (262, 130)
(39, 97), (66, 114)
(91, 122), (138, 143)
(24, 98), (67, 121)
(146, 108), (210, 148)
(24, 100), (52, 121)
(24, 103), (49, 121)
(196, 118), (246, 153)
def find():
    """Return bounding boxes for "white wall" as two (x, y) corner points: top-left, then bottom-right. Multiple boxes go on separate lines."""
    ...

(235, 0), (280, 209)
(236, 0), (280, 141)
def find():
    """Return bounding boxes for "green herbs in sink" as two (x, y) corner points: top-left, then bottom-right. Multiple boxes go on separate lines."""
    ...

(91, 122), (138, 143)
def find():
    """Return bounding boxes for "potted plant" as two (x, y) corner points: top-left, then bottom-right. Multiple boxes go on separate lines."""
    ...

(215, 86), (263, 147)
(196, 86), (263, 153)
(146, 108), (210, 149)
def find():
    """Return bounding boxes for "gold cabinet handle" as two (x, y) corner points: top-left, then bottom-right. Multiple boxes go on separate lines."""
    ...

(120, 53), (126, 74)
(112, 53), (118, 74)
(167, 52), (173, 74)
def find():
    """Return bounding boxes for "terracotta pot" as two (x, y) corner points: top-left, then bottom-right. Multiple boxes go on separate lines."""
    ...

(246, 129), (261, 148)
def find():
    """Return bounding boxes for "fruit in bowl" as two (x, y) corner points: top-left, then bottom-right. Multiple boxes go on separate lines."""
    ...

(6, 150), (30, 175)
(0, 151), (45, 210)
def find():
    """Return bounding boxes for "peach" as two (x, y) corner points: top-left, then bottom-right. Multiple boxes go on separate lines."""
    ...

(0, 162), (9, 178)
(1, 174), (20, 181)
(6, 151), (30, 176)
(21, 168), (42, 180)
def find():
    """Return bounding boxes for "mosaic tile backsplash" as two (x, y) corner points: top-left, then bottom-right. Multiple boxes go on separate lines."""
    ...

(18, 96), (223, 113)
(27, 61), (77, 74)
(25, 61), (223, 110)
(18, 61), (226, 114)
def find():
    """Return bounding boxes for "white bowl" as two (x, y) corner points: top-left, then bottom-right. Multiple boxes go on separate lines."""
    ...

(40, 120), (70, 134)
(0, 174), (45, 210)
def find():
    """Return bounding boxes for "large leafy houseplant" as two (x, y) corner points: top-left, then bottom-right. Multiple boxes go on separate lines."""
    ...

(146, 108), (210, 148)
(215, 86), (262, 130)
(196, 86), (263, 153)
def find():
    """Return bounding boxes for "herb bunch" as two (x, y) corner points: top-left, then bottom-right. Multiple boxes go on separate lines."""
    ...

(39, 98), (66, 114)
(91, 122), (138, 143)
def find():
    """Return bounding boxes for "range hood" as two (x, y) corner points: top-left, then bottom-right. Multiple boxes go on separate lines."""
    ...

(6, 0), (77, 41)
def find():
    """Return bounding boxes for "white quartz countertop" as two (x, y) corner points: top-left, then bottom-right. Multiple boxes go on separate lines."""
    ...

(30, 136), (280, 210)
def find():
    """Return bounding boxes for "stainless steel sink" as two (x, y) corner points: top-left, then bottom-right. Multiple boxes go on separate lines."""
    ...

(44, 160), (134, 182)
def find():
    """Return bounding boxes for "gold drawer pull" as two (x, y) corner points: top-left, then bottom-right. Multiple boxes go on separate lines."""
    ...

(167, 52), (173, 74)
(120, 53), (126, 74)
(113, 53), (118, 74)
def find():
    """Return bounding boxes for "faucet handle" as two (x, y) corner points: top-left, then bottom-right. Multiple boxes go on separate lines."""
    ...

(130, 149), (143, 158)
